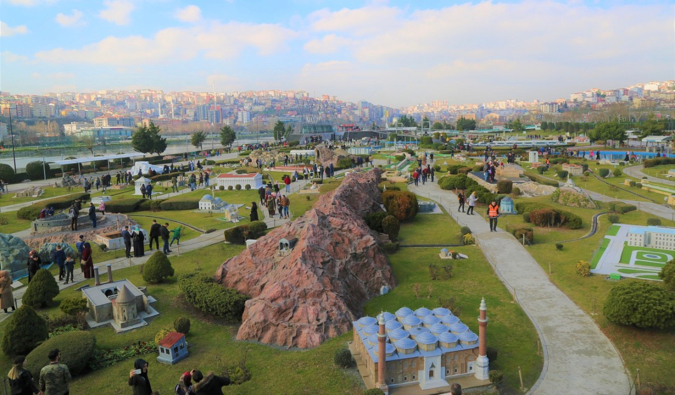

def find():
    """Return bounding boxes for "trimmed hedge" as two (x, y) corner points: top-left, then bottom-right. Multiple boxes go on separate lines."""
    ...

(512, 227), (534, 243)
(381, 215), (400, 240)
(603, 282), (675, 329)
(525, 174), (559, 187)
(18, 192), (92, 219)
(496, 180), (513, 194)
(381, 191), (418, 222)
(528, 208), (583, 229)
(150, 171), (184, 182)
(105, 198), (144, 213)
(138, 199), (162, 211)
(1, 305), (48, 356)
(643, 157), (675, 168)
(143, 251), (175, 284)
(647, 218), (662, 226)
(0, 164), (15, 183)
(159, 196), (199, 211)
(178, 273), (248, 320)
(365, 212), (388, 233)
(598, 168), (610, 177)
(224, 222), (267, 244)
(22, 269), (60, 308)
(438, 174), (477, 190)
(26, 161), (49, 180)
(26, 331), (96, 377)
(17, 206), (43, 220)
(59, 297), (88, 316)
(609, 201), (637, 214)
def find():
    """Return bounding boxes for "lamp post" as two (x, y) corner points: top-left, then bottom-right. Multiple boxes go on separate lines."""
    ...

(8, 107), (17, 172)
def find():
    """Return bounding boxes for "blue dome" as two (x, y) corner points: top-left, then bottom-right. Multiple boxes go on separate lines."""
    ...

(395, 307), (413, 318)
(408, 326), (429, 338)
(358, 316), (377, 327)
(363, 324), (380, 336)
(402, 315), (421, 326)
(429, 323), (449, 335)
(440, 248), (448, 253)
(385, 320), (403, 331)
(415, 332), (438, 345)
(382, 312), (396, 322)
(415, 307), (432, 317)
(422, 315), (440, 326)
(388, 328), (410, 341)
(441, 315), (460, 325)
(449, 323), (469, 333)
(385, 343), (396, 354)
(366, 334), (380, 346)
(438, 332), (458, 344)
(458, 331), (478, 343)
(395, 338), (417, 350)
(214, 197), (223, 203)
(201, 194), (213, 200)
(432, 307), (451, 317)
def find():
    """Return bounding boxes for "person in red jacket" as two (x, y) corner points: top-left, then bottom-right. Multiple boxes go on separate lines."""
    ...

(284, 174), (291, 193)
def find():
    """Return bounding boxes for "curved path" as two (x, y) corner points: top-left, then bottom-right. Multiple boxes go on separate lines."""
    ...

(624, 165), (675, 187)
(409, 181), (632, 395)
(556, 212), (607, 244)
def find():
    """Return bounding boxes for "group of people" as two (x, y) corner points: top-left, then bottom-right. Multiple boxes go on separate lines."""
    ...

(257, 182), (291, 219)
(411, 165), (436, 186)
(8, 349), (71, 395)
(121, 220), (181, 258)
(128, 360), (232, 395)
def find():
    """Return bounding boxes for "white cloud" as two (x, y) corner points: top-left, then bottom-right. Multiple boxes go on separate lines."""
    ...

(1, 51), (29, 62)
(0, 21), (29, 37)
(304, 34), (351, 55)
(308, 4), (402, 36)
(31, 72), (75, 80)
(175, 5), (201, 23)
(99, 0), (135, 26)
(56, 9), (85, 27)
(5, 0), (39, 5)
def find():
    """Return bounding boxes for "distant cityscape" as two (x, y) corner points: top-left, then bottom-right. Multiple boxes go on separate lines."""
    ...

(0, 79), (673, 144)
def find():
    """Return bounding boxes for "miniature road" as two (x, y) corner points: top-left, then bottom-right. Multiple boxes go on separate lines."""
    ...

(624, 165), (675, 187)
(408, 180), (632, 395)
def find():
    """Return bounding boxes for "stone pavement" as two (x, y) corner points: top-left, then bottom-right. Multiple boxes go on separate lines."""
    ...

(408, 180), (632, 395)
(624, 165), (675, 187)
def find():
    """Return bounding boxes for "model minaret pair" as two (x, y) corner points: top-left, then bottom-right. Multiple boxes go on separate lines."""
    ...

(376, 312), (389, 394)
(475, 297), (490, 380)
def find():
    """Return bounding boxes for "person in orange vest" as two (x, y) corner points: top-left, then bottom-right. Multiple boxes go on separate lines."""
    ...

(487, 200), (500, 232)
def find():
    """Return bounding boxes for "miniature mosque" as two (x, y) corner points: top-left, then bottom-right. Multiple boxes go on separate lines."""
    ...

(350, 299), (490, 394)
(198, 194), (243, 222)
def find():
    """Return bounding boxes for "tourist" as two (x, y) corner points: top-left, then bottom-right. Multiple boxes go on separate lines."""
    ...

(487, 200), (500, 232)
(7, 355), (39, 395)
(47, 206), (54, 216)
(98, 200), (106, 215)
(95, 177), (100, 191)
(466, 192), (477, 215)
(27, 251), (41, 283)
(169, 226), (182, 247)
(146, 183), (153, 200)
(68, 203), (79, 231)
(81, 242), (93, 279)
(267, 195), (276, 217)
(39, 349), (71, 395)
(140, 184), (147, 199)
(132, 228), (145, 257)
(412, 169), (419, 186)
(284, 175), (291, 193)
(250, 202), (259, 222)
(149, 220), (161, 251)
(282, 195), (290, 219)
(64, 256), (74, 284)
(258, 186), (266, 205)
(0, 271), (15, 314)
(450, 383), (462, 395)
(457, 192), (465, 213)
(204, 172), (210, 187)
(129, 359), (152, 395)
(190, 369), (230, 395)
(88, 202), (97, 229)
(174, 371), (193, 395)
(122, 226), (132, 259)
(171, 176), (178, 193)
(76, 235), (86, 268)
(54, 245), (66, 282)
(161, 223), (171, 254)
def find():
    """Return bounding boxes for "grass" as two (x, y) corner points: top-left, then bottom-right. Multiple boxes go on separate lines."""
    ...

(607, 225), (621, 236)
(640, 164), (675, 181)
(0, 186), (78, 207)
(0, 212), (31, 233)
(591, 238), (611, 269)
(397, 211), (462, 245)
(619, 245), (671, 265)
(288, 178), (342, 218)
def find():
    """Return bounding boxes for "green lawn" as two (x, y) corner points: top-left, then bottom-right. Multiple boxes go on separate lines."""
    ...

(590, 238), (610, 269)
(397, 212), (462, 245)
(0, 187), (78, 207)
(607, 225), (620, 236)
(639, 164), (675, 181)
(619, 245), (672, 265)
(0, 212), (31, 233)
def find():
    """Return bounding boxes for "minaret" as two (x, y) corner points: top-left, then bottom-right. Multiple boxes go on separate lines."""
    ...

(475, 297), (490, 380)
(376, 312), (389, 394)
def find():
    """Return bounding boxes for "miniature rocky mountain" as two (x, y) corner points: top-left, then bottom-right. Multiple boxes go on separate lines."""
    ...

(215, 168), (396, 349)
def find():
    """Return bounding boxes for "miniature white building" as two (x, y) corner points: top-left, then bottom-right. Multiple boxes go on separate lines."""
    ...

(134, 177), (152, 196)
(215, 173), (263, 190)
(528, 151), (539, 163)
(130, 161), (166, 175)
(199, 195), (227, 211)
(627, 226), (675, 250)
(83, 279), (158, 333)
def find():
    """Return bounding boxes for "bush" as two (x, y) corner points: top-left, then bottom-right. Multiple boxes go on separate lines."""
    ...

(576, 260), (591, 277)
(138, 199), (162, 212)
(17, 205), (43, 220)
(608, 214), (619, 223)
(643, 157), (675, 168)
(447, 165), (463, 175)
(636, 182), (642, 189)
(25, 331), (95, 377)
(613, 168), (622, 177)
(59, 297), (88, 316)
(228, 185), (234, 190)
(219, 186), (225, 191)
(460, 226), (472, 236)
(603, 282), (675, 329)
(584, 171), (590, 176)
(178, 273), (248, 320)
(512, 227), (533, 243)
(496, 180), (513, 194)
(365, 212), (388, 233)
(235, 184), (242, 190)
(537, 166), (546, 175)
(224, 225), (249, 244)
(337, 157), (353, 169)
(512, 186), (520, 196)
(0, 163), (15, 183)
(556, 243), (563, 251)
(247, 221), (268, 239)
(489, 370), (505, 387)
(149, 171), (184, 182)
(381, 215), (400, 240)
(143, 251), (175, 284)
(174, 317), (191, 335)
(155, 328), (172, 345)
(25, 161), (49, 180)
(245, 184), (251, 190)
(382, 242), (399, 254)
(105, 198), (144, 213)
(381, 191), (418, 222)
(647, 218), (662, 226)
(612, 202), (637, 214)
(463, 233), (475, 245)
(333, 348), (355, 368)
(2, 305), (48, 356)
(659, 259), (675, 291)
(457, 166), (472, 175)
(557, 170), (569, 179)
(629, 181), (636, 187)
(438, 174), (475, 191)
(22, 269), (60, 308)
(159, 196), (199, 210)
(523, 212), (531, 222)
(526, 174), (559, 187)
(598, 168), (610, 177)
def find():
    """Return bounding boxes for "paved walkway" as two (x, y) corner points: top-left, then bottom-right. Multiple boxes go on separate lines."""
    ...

(624, 165), (675, 187)
(408, 181), (632, 395)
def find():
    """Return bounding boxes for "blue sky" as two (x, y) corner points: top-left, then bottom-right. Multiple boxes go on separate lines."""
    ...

(1, 0), (672, 107)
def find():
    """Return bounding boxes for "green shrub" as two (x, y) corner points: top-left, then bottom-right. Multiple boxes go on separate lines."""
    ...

(659, 259), (675, 291)
(382, 242), (399, 254)
(59, 297), (88, 316)
(636, 182), (642, 189)
(155, 328), (172, 345)
(381, 191), (418, 222)
(447, 165), (462, 174)
(647, 218), (662, 226)
(537, 166), (546, 175)
(333, 348), (355, 368)
(143, 251), (175, 284)
(558, 210), (583, 229)
(523, 212), (531, 222)
(381, 215), (400, 240)
(365, 212), (388, 232)
(0, 164), (15, 183)
(235, 169), (248, 174)
(22, 269), (60, 308)
(557, 170), (568, 179)
(584, 171), (590, 176)
(629, 181), (636, 187)
(174, 317), (191, 335)
(576, 260), (591, 276)
(159, 196), (199, 210)
(613, 168), (622, 177)
(25, 331), (95, 377)
(512, 186), (520, 196)
(26, 161), (49, 180)
(489, 370), (504, 386)
(512, 227), (533, 243)
(311, 178), (323, 185)
(457, 167), (472, 175)
(526, 174), (559, 187)
(105, 198), (144, 213)
(235, 184), (242, 190)
(603, 282), (675, 329)
(224, 225), (249, 244)
(245, 184), (251, 190)
(460, 226), (472, 236)
(138, 199), (162, 211)
(556, 243), (563, 251)
(438, 174), (477, 191)
(608, 214), (620, 223)
(178, 273), (248, 320)
(496, 180), (513, 194)
(643, 157), (675, 168)
(149, 171), (184, 182)
(17, 205), (43, 220)
(463, 233), (475, 245)
(227, 185), (234, 190)
(337, 157), (353, 169)
(614, 203), (637, 214)
(2, 305), (48, 356)
(598, 168), (610, 177)
(247, 221), (268, 239)
(219, 185), (225, 191)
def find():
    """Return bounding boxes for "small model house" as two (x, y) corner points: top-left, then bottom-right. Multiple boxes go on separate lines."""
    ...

(499, 197), (516, 214)
(562, 163), (584, 176)
(83, 278), (159, 333)
(157, 332), (188, 365)
(279, 237), (298, 255)
(134, 177), (152, 196)
(215, 173), (263, 190)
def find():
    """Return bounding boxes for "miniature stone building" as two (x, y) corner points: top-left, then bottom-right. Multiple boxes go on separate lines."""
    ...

(14, 186), (43, 198)
(0, 233), (30, 278)
(215, 173), (263, 190)
(199, 194), (224, 211)
(279, 237), (298, 255)
(418, 201), (437, 213)
(157, 332), (188, 365)
(439, 249), (467, 260)
(528, 151), (539, 163)
(499, 197), (516, 214)
(562, 163), (584, 176)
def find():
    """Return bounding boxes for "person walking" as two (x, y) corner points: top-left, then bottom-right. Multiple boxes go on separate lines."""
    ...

(250, 202), (259, 222)
(487, 200), (500, 232)
(7, 355), (39, 395)
(161, 223), (171, 254)
(0, 271), (15, 314)
(146, 183), (153, 200)
(457, 192), (465, 213)
(98, 200), (106, 215)
(122, 226), (132, 259)
(169, 226), (182, 247)
(171, 176), (178, 193)
(132, 229), (145, 258)
(81, 243), (93, 279)
(88, 203), (97, 229)
(284, 175), (291, 193)
(467, 192), (477, 215)
(54, 245), (66, 282)
(149, 220), (161, 251)
(282, 195), (290, 219)
(140, 184), (147, 199)
(191, 370), (230, 395)
(128, 359), (152, 395)
(27, 252), (41, 283)
(63, 256), (75, 285)
(39, 349), (71, 395)
(68, 204), (78, 231)
(267, 195), (276, 217)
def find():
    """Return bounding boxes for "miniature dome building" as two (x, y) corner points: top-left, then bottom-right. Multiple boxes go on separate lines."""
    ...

(112, 285), (140, 328)
(382, 312), (396, 322)
(351, 301), (490, 392)
(357, 316), (377, 327)
(499, 196), (515, 214)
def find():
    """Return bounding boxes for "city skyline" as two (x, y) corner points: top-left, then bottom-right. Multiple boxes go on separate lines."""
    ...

(1, 0), (672, 107)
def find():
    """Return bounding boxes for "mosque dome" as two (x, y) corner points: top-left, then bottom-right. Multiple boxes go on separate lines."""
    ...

(388, 328), (410, 341)
(401, 315), (421, 328)
(432, 307), (451, 317)
(422, 315), (441, 327)
(385, 320), (403, 332)
(449, 322), (469, 334)
(357, 316), (377, 327)
(429, 323), (449, 335)
(395, 307), (413, 319)
(408, 326), (430, 339)
(363, 324), (380, 336)
(441, 315), (460, 326)
(415, 307), (432, 318)
(458, 331), (478, 345)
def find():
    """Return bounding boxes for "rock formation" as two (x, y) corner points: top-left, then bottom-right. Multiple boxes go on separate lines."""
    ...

(24, 214), (136, 251)
(0, 234), (31, 277)
(36, 243), (79, 264)
(314, 147), (349, 168)
(215, 168), (396, 349)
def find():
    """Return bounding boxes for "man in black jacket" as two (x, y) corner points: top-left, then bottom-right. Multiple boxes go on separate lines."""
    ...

(121, 226), (132, 258)
(161, 223), (171, 254)
(191, 370), (230, 395)
(149, 220), (161, 251)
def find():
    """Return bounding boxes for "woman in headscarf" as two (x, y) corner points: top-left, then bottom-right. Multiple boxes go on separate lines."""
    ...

(0, 271), (15, 314)
(128, 358), (152, 395)
(132, 229), (145, 257)
(250, 202), (259, 222)
(81, 242), (93, 279)
(7, 355), (39, 395)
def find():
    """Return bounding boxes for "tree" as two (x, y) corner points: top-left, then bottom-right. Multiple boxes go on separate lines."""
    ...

(456, 117), (476, 131)
(191, 131), (207, 150)
(132, 122), (167, 155)
(0, 163), (14, 183)
(603, 282), (675, 329)
(540, 121), (548, 131)
(659, 259), (675, 291)
(143, 251), (175, 284)
(398, 115), (417, 127)
(273, 120), (287, 141)
(220, 125), (236, 147)
(79, 135), (96, 155)
(594, 121), (627, 144)
(22, 269), (60, 308)
(2, 305), (48, 356)
(432, 121), (444, 130)
(639, 113), (665, 137)
(25, 161), (48, 180)
(510, 118), (524, 133)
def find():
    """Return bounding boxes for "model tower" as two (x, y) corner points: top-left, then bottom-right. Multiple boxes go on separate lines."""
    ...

(377, 312), (389, 394)
(475, 297), (489, 380)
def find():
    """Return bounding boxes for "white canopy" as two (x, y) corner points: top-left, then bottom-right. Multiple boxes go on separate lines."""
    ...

(51, 153), (145, 166)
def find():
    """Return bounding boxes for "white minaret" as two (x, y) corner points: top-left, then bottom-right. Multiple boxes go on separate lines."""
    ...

(475, 297), (490, 380)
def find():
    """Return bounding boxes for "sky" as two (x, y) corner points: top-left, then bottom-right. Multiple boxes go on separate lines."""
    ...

(0, 0), (673, 108)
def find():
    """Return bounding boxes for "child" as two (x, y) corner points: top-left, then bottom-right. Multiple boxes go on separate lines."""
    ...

(64, 256), (75, 284)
